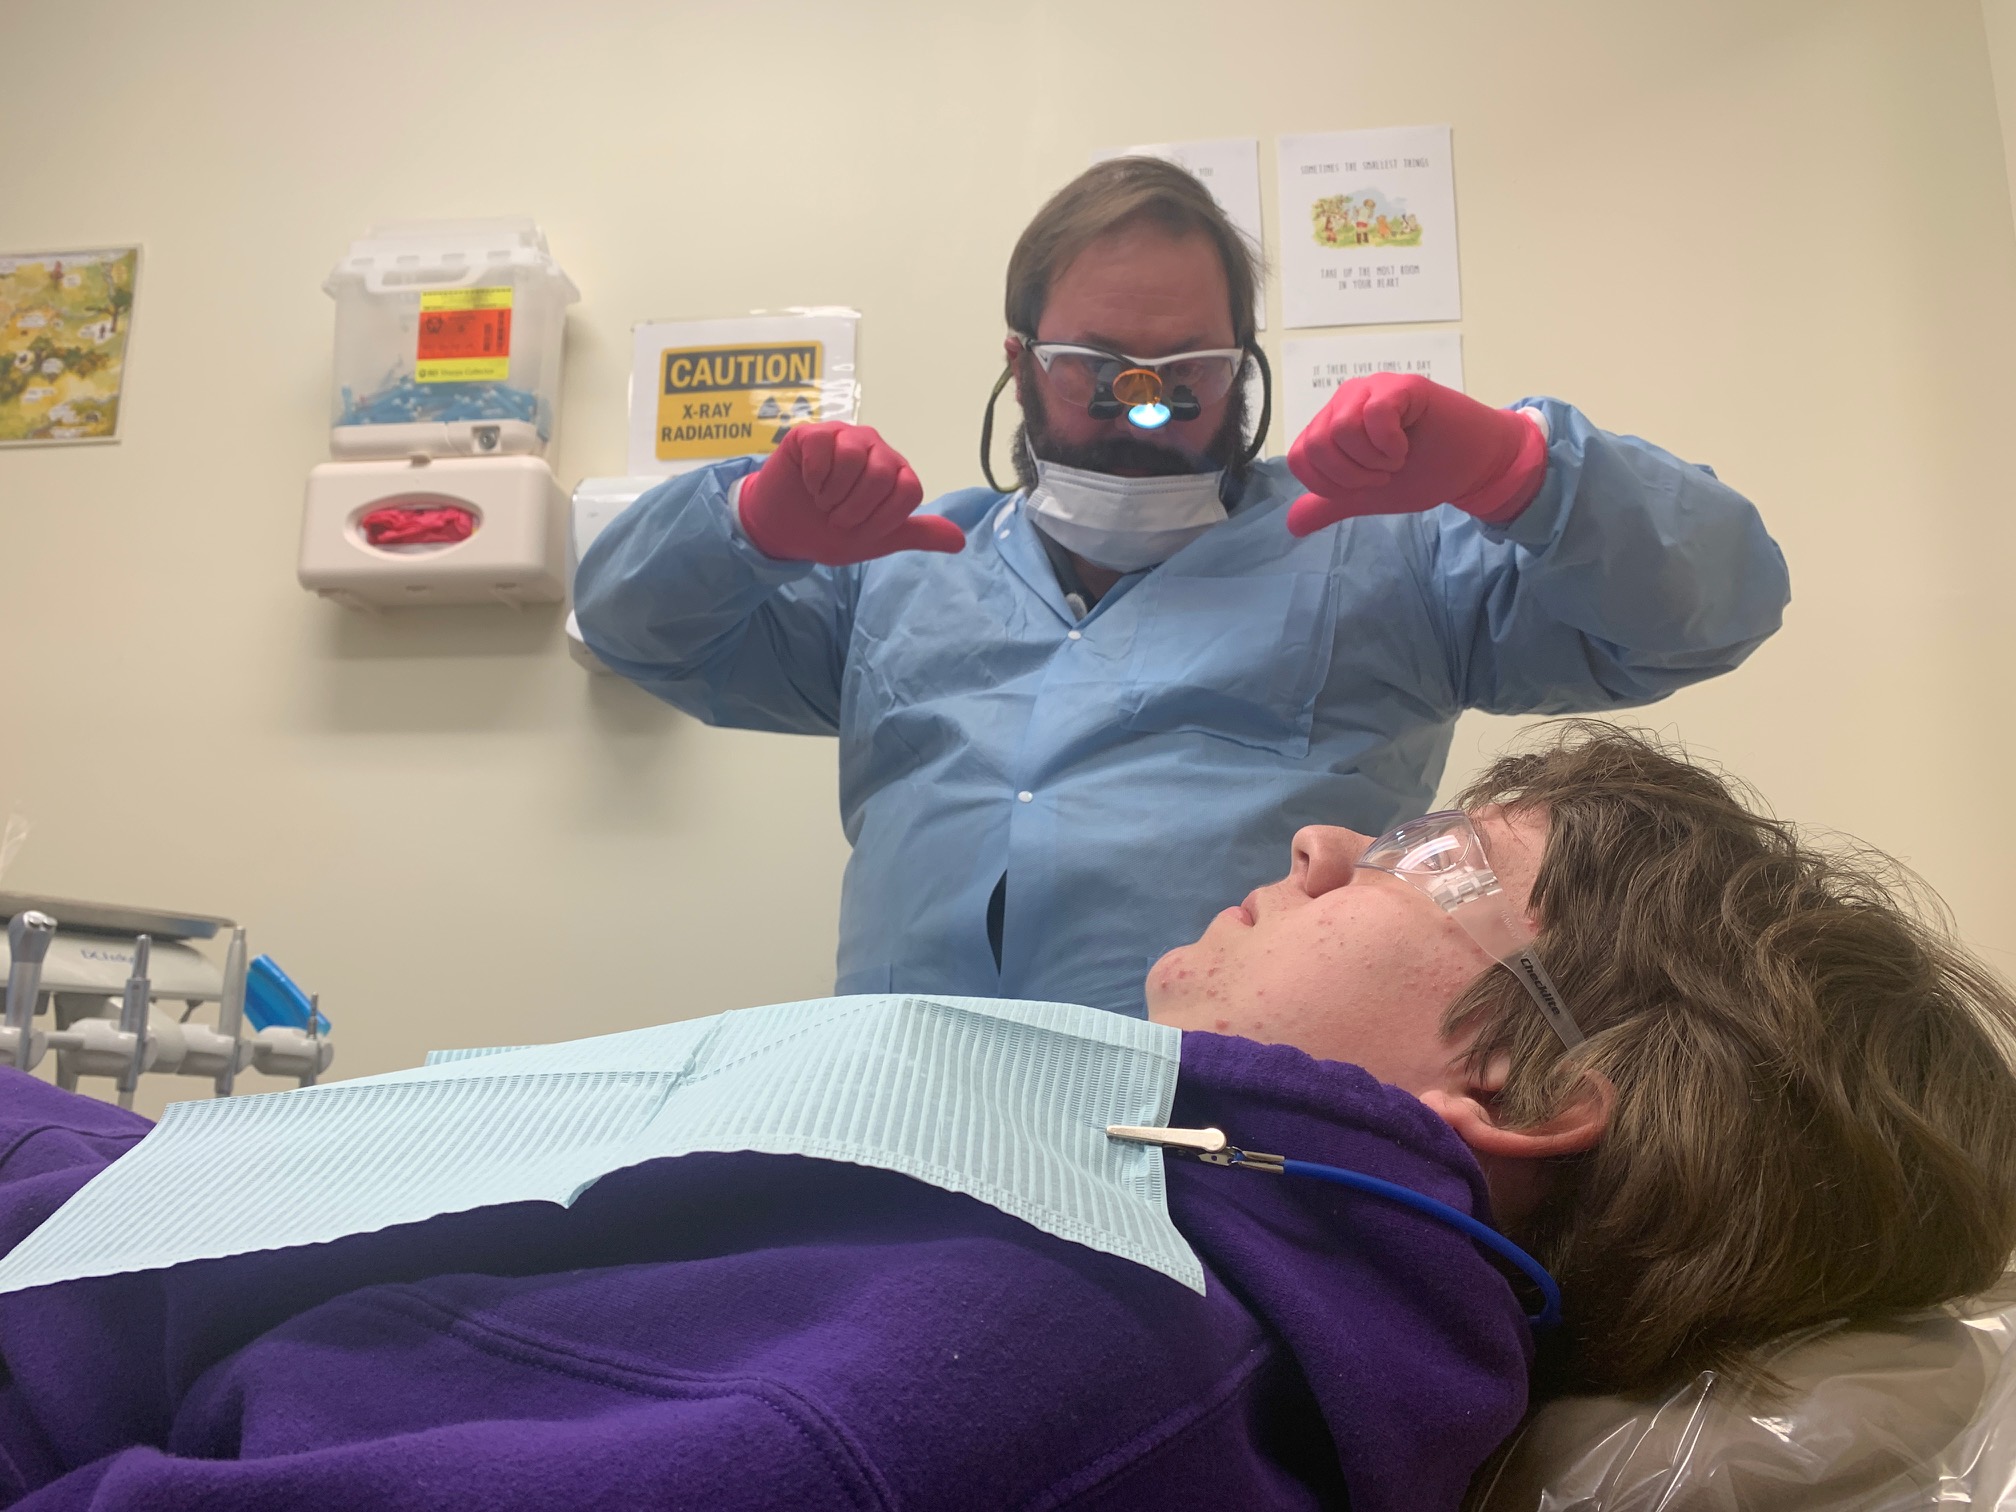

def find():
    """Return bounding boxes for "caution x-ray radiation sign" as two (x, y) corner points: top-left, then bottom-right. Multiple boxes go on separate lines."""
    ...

(657, 343), (822, 461)
(629, 313), (859, 476)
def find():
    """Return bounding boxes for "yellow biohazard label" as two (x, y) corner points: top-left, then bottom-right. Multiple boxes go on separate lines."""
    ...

(416, 287), (513, 383)
(656, 341), (824, 462)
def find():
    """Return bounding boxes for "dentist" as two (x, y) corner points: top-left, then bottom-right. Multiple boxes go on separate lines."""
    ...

(575, 156), (1789, 1017)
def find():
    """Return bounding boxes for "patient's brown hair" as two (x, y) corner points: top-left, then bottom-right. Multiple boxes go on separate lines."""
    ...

(1448, 723), (2016, 1395)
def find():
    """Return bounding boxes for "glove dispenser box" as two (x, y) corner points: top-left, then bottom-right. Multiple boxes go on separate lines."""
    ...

(299, 456), (566, 610)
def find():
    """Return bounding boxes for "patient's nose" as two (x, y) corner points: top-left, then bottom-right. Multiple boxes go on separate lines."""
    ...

(1289, 825), (1374, 898)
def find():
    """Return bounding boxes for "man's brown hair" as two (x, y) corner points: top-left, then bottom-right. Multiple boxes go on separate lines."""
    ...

(1003, 156), (1262, 347)
(1448, 723), (2016, 1394)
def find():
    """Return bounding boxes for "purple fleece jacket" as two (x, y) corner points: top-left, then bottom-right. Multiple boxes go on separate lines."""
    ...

(0, 1033), (1529, 1512)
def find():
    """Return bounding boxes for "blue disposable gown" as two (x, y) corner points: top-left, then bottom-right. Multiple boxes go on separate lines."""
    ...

(575, 399), (1789, 1016)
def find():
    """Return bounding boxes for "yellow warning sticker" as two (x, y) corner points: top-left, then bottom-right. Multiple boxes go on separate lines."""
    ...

(421, 288), (515, 313)
(416, 287), (513, 383)
(655, 341), (824, 462)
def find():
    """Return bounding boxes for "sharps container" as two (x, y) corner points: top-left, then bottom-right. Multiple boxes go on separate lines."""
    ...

(324, 219), (578, 460)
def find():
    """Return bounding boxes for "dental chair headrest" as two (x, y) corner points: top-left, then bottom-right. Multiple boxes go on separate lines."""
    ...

(1473, 1272), (2016, 1510)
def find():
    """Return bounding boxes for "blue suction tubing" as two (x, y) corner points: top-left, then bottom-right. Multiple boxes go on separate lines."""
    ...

(1277, 1157), (1563, 1329)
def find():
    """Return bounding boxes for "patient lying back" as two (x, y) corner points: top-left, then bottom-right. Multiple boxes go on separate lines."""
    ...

(0, 723), (2008, 1512)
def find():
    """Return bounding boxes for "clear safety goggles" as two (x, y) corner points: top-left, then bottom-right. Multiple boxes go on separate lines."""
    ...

(1356, 812), (1586, 1049)
(1025, 341), (1247, 409)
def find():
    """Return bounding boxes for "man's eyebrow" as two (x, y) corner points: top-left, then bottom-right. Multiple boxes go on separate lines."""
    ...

(1067, 332), (1230, 356)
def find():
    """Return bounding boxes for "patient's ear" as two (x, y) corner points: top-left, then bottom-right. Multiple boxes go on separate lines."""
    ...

(1418, 1053), (1614, 1163)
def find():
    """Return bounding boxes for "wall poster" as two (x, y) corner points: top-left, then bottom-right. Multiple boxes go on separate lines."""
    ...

(1276, 127), (1459, 328)
(0, 247), (140, 446)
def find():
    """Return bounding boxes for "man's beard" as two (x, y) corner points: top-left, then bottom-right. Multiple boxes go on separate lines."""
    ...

(1009, 351), (1252, 494)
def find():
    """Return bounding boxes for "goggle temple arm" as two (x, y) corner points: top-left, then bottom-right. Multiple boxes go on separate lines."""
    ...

(1443, 888), (1589, 1052)
(1498, 948), (1585, 1050)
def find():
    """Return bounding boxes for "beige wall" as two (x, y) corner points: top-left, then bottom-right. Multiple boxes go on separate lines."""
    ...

(2, 0), (2013, 1115)
(1990, 0), (2016, 228)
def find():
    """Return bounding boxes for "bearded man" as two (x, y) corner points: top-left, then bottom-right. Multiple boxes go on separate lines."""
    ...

(575, 157), (1789, 1017)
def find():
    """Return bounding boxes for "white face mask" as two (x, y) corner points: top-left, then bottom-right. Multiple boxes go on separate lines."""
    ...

(1024, 456), (1228, 572)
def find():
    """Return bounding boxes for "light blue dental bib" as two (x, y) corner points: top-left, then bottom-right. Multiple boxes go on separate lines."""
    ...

(0, 996), (1197, 1296)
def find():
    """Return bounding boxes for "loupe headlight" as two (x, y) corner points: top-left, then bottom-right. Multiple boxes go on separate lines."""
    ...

(1088, 363), (1199, 430)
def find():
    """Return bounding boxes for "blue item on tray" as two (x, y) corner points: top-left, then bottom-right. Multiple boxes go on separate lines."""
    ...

(243, 954), (330, 1035)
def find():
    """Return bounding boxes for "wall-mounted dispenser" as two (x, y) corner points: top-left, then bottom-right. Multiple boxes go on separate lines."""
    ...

(299, 220), (578, 610)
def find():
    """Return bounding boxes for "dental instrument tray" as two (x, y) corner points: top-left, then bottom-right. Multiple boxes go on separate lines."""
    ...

(1, 895), (333, 1099)
(0, 892), (231, 941)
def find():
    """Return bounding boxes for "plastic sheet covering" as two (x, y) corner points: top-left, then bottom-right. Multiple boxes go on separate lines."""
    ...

(1473, 1272), (2016, 1510)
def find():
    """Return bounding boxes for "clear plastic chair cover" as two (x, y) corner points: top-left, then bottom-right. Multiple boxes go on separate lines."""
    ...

(1474, 1273), (2016, 1510)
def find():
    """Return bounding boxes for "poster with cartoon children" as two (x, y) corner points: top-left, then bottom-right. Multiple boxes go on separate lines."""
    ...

(1277, 127), (1459, 328)
(0, 248), (141, 445)
(1311, 194), (1423, 249)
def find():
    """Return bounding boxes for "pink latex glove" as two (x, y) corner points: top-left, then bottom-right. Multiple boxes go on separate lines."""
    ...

(1284, 373), (1549, 537)
(737, 422), (965, 566)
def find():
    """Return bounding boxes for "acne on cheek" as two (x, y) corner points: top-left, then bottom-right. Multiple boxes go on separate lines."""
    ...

(1409, 953), (1483, 1005)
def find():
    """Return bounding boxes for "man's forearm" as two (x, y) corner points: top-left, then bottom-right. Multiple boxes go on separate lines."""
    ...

(573, 459), (854, 735)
